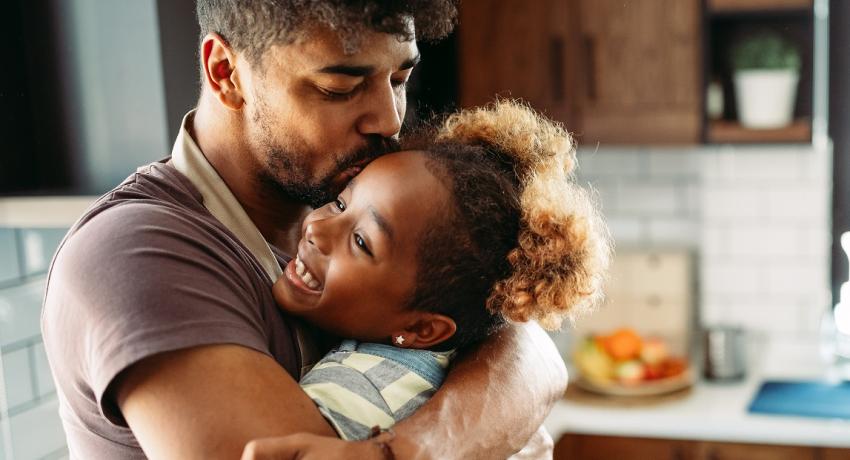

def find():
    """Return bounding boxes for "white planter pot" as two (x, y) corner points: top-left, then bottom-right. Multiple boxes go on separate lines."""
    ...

(733, 69), (799, 129)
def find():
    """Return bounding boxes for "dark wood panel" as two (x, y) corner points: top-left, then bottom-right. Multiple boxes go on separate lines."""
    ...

(555, 434), (850, 460)
(555, 434), (698, 460)
(573, 0), (702, 145)
(707, 119), (811, 143)
(458, 0), (575, 125)
(699, 441), (816, 460)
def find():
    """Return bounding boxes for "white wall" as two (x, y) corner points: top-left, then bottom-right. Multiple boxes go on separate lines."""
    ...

(573, 142), (832, 341)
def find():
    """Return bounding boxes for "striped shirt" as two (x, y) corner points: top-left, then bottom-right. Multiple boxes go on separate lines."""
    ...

(300, 340), (454, 440)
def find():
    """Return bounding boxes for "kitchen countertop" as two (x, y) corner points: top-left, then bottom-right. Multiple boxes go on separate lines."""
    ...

(544, 336), (850, 448)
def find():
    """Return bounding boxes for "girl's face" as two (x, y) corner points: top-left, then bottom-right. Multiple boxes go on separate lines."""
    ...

(272, 151), (450, 342)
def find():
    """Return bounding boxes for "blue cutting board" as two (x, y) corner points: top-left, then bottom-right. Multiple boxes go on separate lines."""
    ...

(748, 380), (850, 420)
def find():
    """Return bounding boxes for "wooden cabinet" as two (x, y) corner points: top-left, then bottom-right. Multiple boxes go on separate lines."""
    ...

(458, 0), (702, 145)
(555, 434), (850, 460)
(556, 434), (697, 460)
(458, 0), (574, 126)
(568, 0), (702, 145)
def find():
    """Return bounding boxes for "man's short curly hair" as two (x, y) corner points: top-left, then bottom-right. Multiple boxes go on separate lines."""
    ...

(196, 0), (458, 63)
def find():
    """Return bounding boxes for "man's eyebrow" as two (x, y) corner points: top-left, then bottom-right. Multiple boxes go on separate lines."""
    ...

(368, 206), (394, 242)
(317, 53), (421, 77)
(317, 64), (374, 77)
(399, 54), (421, 71)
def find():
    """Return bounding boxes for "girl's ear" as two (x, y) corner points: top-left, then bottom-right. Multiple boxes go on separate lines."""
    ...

(393, 314), (457, 349)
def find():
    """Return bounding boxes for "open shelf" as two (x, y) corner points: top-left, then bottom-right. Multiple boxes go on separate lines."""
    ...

(708, 0), (813, 14)
(706, 119), (811, 144)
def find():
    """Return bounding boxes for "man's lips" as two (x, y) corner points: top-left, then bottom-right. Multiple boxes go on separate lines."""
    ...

(329, 165), (364, 191)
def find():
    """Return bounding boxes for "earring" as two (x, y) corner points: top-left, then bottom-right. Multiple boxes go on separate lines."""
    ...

(394, 335), (406, 346)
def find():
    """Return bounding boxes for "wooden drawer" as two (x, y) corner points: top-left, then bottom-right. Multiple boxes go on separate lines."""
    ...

(554, 434), (850, 460)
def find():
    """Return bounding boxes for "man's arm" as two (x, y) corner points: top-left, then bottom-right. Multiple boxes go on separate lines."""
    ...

(241, 322), (566, 460)
(115, 344), (337, 460)
(390, 321), (566, 460)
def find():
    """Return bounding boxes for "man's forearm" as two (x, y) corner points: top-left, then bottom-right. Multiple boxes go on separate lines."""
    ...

(390, 322), (567, 460)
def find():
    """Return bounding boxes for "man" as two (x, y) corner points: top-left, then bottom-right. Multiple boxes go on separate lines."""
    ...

(42, 1), (567, 459)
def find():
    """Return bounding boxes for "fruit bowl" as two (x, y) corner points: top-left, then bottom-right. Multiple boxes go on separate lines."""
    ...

(573, 366), (694, 397)
(572, 328), (694, 397)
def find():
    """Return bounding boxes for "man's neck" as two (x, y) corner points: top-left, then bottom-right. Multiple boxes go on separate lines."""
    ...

(191, 104), (309, 254)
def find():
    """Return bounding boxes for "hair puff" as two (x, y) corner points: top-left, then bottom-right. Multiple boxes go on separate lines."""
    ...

(438, 100), (611, 330)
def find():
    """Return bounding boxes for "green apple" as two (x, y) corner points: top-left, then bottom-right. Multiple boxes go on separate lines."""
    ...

(574, 338), (614, 383)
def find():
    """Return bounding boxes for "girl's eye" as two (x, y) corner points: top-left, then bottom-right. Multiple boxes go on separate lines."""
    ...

(353, 233), (373, 257)
(333, 198), (346, 212)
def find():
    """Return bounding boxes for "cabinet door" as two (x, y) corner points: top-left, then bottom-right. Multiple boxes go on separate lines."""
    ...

(457, 0), (701, 145)
(555, 434), (697, 460)
(574, 0), (702, 144)
(458, 0), (577, 128)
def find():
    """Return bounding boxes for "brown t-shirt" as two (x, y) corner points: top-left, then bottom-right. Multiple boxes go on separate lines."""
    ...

(41, 160), (307, 459)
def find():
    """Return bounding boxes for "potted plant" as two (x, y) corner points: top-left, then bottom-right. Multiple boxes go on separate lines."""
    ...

(731, 32), (801, 129)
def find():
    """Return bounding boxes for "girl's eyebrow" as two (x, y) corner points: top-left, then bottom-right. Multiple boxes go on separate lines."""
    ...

(345, 177), (392, 241)
(369, 206), (394, 242)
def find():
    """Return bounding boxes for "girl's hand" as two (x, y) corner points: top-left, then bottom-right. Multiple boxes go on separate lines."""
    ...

(241, 433), (389, 460)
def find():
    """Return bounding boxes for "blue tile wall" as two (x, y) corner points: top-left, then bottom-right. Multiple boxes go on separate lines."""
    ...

(18, 229), (67, 278)
(0, 281), (46, 349)
(0, 230), (20, 286)
(0, 226), (68, 460)
(32, 343), (54, 398)
(2, 349), (33, 410)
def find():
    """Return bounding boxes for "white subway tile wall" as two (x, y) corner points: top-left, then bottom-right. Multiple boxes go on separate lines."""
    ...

(575, 143), (831, 340)
(0, 228), (69, 460)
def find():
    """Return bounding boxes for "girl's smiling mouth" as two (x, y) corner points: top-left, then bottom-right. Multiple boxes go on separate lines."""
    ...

(284, 253), (324, 295)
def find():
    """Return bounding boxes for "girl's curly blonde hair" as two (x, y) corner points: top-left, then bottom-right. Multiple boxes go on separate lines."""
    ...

(402, 100), (610, 348)
(440, 100), (610, 329)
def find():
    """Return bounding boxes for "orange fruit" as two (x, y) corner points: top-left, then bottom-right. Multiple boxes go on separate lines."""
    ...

(600, 328), (643, 361)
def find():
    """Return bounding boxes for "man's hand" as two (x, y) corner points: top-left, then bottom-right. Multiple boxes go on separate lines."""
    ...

(388, 322), (566, 460)
(241, 433), (385, 460)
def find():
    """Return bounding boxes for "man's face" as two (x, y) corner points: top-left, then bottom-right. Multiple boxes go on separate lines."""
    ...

(239, 27), (419, 208)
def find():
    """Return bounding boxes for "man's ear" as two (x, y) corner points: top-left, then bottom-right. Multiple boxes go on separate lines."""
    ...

(393, 314), (457, 349)
(201, 33), (244, 111)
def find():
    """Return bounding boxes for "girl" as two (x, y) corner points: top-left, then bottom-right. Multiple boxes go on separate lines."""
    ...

(272, 100), (611, 441)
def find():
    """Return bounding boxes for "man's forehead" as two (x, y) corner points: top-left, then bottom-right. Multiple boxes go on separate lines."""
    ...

(274, 25), (419, 72)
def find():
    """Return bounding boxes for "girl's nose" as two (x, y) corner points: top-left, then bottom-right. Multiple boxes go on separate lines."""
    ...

(304, 220), (333, 255)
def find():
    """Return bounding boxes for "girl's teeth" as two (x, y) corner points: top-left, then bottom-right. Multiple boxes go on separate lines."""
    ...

(294, 255), (321, 290)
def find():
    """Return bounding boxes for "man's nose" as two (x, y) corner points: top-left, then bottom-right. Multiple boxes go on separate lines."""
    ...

(357, 81), (403, 138)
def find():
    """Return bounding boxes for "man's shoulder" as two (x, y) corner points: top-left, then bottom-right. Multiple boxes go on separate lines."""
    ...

(79, 160), (206, 227)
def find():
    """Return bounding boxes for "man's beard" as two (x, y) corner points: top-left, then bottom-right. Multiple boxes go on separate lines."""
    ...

(258, 135), (401, 209)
